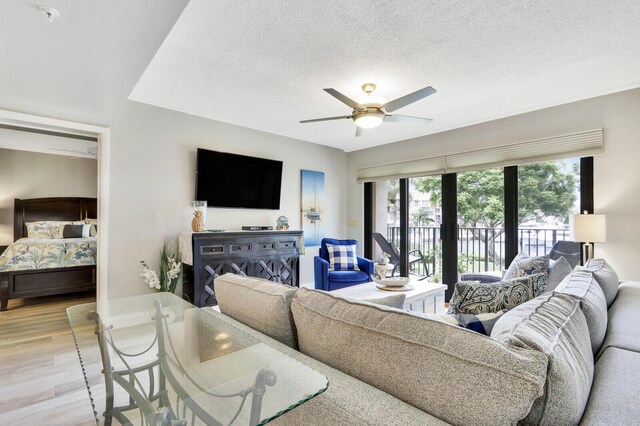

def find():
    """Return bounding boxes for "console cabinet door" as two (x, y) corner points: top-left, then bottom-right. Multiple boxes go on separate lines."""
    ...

(192, 231), (302, 307)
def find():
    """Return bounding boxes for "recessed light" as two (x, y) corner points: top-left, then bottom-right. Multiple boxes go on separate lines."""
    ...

(38, 5), (60, 23)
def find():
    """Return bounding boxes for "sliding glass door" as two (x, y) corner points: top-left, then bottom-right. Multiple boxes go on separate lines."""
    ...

(364, 156), (592, 300)
(457, 167), (505, 276)
(517, 158), (580, 256)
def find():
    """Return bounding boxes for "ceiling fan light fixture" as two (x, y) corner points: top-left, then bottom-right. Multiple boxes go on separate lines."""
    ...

(354, 113), (384, 129)
(355, 94), (387, 107)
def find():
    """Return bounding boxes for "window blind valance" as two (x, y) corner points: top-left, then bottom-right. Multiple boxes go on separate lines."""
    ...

(356, 129), (603, 183)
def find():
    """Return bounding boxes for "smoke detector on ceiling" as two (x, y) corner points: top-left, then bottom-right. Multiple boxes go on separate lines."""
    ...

(38, 6), (60, 22)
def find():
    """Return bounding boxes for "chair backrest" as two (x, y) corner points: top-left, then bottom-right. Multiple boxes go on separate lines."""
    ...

(372, 232), (400, 263)
(549, 241), (581, 268)
(319, 238), (359, 260)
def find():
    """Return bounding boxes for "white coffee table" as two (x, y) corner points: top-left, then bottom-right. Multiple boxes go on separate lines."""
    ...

(331, 279), (447, 314)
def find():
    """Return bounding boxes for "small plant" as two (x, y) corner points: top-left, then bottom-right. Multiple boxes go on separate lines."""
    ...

(140, 239), (182, 293)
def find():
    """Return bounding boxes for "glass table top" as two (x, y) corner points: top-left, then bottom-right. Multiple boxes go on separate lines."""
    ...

(67, 292), (327, 425)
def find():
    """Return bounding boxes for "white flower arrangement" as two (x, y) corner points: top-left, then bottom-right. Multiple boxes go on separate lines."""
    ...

(140, 239), (182, 293)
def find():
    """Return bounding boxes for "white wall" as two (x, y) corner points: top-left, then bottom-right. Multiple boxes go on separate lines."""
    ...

(347, 88), (640, 281)
(0, 148), (97, 244)
(107, 101), (347, 299)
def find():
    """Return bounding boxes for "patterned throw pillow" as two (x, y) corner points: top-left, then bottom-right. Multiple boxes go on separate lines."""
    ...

(326, 243), (360, 271)
(85, 218), (98, 237)
(503, 253), (550, 281)
(448, 273), (548, 315)
(25, 221), (83, 239)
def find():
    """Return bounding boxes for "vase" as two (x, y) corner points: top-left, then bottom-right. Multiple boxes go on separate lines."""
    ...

(192, 211), (205, 232)
(192, 201), (207, 231)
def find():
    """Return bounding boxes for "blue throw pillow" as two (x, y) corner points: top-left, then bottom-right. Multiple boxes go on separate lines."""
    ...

(326, 243), (360, 271)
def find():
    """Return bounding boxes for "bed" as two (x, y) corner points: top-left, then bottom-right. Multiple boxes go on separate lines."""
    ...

(0, 197), (97, 310)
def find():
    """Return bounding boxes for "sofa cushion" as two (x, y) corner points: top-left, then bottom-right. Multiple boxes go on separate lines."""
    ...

(547, 256), (573, 292)
(328, 269), (369, 282)
(447, 273), (547, 315)
(202, 309), (448, 426)
(503, 253), (550, 281)
(291, 288), (547, 426)
(491, 293), (594, 426)
(598, 281), (640, 358)
(554, 270), (608, 354)
(582, 259), (620, 307)
(214, 273), (298, 348)
(579, 347), (640, 426)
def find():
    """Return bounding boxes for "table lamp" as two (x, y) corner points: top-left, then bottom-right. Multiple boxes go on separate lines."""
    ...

(572, 211), (606, 263)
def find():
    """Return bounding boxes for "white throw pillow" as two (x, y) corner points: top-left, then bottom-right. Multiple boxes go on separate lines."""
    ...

(547, 256), (573, 292)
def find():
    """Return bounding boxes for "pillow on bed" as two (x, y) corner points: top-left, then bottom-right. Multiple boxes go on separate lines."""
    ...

(25, 221), (83, 239)
(85, 218), (98, 237)
(62, 224), (91, 238)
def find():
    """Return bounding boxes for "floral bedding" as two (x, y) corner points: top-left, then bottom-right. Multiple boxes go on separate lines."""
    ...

(0, 238), (96, 272)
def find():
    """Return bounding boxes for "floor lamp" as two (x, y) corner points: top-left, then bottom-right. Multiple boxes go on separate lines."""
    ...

(572, 211), (607, 263)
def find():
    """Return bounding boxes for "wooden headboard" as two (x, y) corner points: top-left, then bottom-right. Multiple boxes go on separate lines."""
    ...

(13, 197), (97, 241)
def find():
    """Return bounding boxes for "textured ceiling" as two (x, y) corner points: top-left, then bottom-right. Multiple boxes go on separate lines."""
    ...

(130, 0), (640, 152)
(0, 0), (189, 125)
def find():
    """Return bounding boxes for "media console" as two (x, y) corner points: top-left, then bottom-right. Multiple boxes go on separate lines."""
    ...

(180, 230), (303, 307)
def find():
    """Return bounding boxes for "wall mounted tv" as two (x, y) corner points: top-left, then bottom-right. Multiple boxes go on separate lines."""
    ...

(196, 148), (283, 209)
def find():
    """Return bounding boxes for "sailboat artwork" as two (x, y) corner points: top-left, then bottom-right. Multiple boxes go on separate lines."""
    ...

(301, 170), (325, 246)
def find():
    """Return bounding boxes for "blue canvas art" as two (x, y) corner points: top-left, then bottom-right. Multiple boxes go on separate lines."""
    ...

(301, 170), (325, 246)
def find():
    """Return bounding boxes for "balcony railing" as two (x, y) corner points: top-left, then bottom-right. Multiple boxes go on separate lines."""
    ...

(386, 226), (571, 278)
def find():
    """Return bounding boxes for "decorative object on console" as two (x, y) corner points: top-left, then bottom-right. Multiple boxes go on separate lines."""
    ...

(241, 226), (273, 231)
(276, 215), (289, 230)
(192, 201), (207, 232)
(301, 170), (325, 246)
(572, 211), (607, 263)
(140, 239), (182, 294)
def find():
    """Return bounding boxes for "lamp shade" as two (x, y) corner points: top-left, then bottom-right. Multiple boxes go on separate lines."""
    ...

(572, 213), (607, 243)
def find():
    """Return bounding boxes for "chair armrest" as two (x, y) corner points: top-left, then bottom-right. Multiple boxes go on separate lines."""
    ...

(314, 256), (330, 290)
(357, 257), (374, 279)
(460, 271), (503, 283)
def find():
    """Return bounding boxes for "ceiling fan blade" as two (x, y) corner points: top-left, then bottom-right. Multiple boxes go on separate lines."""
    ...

(355, 126), (364, 137)
(385, 114), (433, 124)
(383, 86), (436, 113)
(300, 115), (352, 124)
(324, 88), (365, 110)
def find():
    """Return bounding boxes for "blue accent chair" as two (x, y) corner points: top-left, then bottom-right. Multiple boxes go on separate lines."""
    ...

(314, 238), (374, 291)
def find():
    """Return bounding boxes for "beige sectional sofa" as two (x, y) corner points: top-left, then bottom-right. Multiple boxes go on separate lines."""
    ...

(210, 260), (639, 425)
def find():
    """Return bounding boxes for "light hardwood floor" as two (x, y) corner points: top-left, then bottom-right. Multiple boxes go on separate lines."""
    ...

(0, 293), (97, 425)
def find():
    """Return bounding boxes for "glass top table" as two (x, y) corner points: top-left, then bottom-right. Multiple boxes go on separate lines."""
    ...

(67, 293), (327, 426)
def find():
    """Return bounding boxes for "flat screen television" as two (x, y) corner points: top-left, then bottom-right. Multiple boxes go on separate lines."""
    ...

(196, 148), (283, 209)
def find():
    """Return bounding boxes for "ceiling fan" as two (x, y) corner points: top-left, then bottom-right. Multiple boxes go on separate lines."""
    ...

(300, 83), (436, 137)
